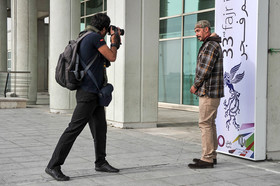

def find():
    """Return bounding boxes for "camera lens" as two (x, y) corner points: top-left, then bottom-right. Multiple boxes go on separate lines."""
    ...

(108, 25), (125, 36)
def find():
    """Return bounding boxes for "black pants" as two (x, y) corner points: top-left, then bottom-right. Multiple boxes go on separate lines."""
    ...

(47, 88), (107, 169)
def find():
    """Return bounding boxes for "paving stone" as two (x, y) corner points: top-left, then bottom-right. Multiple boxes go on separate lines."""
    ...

(0, 106), (280, 185)
(161, 173), (217, 185)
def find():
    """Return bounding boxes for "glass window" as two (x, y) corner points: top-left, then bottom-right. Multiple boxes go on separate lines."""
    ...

(81, 18), (85, 31)
(182, 38), (202, 105)
(184, 11), (215, 36)
(104, 0), (107, 11)
(81, 2), (85, 17)
(184, 14), (197, 37)
(81, 0), (107, 31)
(160, 17), (181, 39)
(86, 0), (103, 15)
(7, 52), (11, 59)
(160, 0), (182, 17)
(184, 0), (214, 14)
(7, 52), (11, 71)
(86, 16), (92, 28)
(159, 40), (181, 104)
(158, 1), (215, 106)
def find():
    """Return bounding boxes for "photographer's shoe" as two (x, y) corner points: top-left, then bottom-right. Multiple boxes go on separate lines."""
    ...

(188, 160), (214, 169)
(193, 158), (217, 165)
(95, 161), (119, 173)
(45, 167), (70, 181)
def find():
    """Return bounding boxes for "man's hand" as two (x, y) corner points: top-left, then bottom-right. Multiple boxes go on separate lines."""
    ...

(190, 85), (197, 94)
(110, 27), (121, 49)
(110, 34), (121, 49)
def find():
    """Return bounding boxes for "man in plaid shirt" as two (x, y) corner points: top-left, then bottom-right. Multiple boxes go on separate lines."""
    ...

(188, 20), (224, 169)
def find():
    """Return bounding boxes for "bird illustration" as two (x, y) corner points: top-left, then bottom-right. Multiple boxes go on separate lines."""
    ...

(224, 63), (245, 91)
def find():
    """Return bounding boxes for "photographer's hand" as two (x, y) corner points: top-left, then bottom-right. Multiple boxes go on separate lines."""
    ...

(97, 27), (122, 62)
(109, 26), (121, 36)
(110, 27), (121, 49)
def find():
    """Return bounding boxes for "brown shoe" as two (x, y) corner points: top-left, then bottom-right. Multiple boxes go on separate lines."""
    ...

(188, 160), (214, 169)
(193, 158), (217, 165)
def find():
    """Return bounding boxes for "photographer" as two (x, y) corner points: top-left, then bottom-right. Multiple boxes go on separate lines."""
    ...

(45, 13), (122, 181)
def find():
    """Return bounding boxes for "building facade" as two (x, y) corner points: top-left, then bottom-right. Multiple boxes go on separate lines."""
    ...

(1, 0), (280, 160)
(79, 0), (215, 107)
(159, 0), (215, 106)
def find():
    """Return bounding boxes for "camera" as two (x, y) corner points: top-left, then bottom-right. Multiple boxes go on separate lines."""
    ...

(108, 25), (125, 36)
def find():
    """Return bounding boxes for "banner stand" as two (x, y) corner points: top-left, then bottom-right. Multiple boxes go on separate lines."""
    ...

(215, 0), (268, 161)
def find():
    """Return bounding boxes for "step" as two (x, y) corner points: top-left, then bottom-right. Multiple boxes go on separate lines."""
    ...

(0, 97), (28, 109)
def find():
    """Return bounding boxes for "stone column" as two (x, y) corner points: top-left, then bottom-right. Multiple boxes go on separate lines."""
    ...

(0, 0), (7, 71)
(44, 24), (49, 91)
(11, 0), (37, 104)
(37, 19), (46, 92)
(267, 0), (280, 160)
(49, 0), (80, 113)
(106, 0), (159, 128)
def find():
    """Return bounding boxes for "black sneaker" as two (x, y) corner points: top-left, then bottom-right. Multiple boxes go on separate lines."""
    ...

(95, 161), (119, 173)
(193, 158), (217, 165)
(45, 167), (70, 181)
(188, 159), (214, 169)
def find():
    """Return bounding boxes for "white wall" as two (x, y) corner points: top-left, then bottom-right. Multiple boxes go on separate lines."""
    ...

(267, 0), (280, 160)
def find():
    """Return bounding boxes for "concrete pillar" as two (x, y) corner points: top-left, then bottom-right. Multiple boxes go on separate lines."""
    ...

(49, 0), (80, 113)
(44, 24), (49, 91)
(106, 0), (159, 128)
(37, 19), (46, 92)
(11, 0), (37, 104)
(0, 0), (7, 71)
(267, 0), (280, 160)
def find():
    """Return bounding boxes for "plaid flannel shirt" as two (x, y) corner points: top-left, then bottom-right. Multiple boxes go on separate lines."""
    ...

(193, 36), (224, 98)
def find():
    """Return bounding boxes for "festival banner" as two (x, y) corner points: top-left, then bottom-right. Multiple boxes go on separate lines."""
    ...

(215, 0), (266, 160)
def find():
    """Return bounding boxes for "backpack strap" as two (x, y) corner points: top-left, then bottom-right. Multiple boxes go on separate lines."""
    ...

(73, 31), (96, 81)
(74, 53), (98, 81)
(80, 57), (101, 92)
(75, 29), (104, 87)
(71, 30), (93, 68)
(77, 30), (92, 42)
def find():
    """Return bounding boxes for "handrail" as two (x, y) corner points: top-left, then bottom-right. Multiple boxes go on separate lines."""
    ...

(0, 71), (31, 98)
(4, 72), (9, 97)
(0, 71), (31, 73)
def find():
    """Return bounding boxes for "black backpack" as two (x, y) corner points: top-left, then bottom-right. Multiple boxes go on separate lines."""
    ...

(55, 31), (96, 90)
